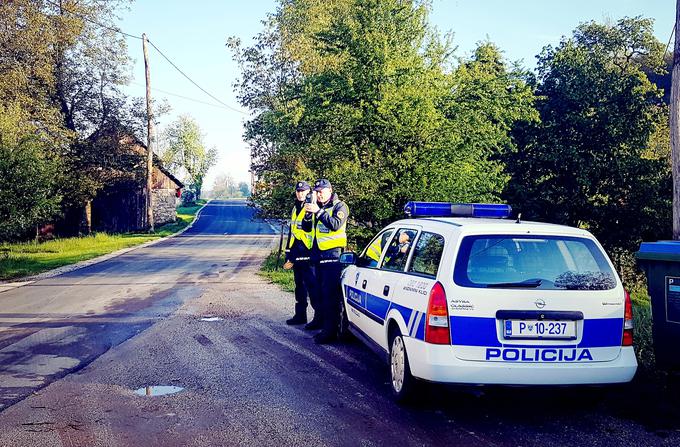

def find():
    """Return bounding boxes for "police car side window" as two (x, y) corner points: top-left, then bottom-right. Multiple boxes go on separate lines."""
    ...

(358, 229), (394, 268)
(408, 232), (445, 277)
(381, 229), (417, 272)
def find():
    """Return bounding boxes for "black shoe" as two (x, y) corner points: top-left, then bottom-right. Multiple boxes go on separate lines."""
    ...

(314, 332), (337, 345)
(286, 316), (307, 325)
(304, 320), (322, 331)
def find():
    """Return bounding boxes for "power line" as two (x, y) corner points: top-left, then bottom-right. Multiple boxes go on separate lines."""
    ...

(146, 40), (247, 115)
(43, 0), (247, 115)
(130, 82), (234, 110)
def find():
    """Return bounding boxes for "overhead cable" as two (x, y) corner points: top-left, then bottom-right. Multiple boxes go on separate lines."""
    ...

(44, 0), (247, 115)
(146, 40), (247, 115)
(130, 82), (234, 110)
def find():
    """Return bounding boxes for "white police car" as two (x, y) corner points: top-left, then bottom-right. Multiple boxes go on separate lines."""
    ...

(339, 202), (637, 400)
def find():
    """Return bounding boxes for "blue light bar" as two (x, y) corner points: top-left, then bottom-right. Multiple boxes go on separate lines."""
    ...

(404, 202), (512, 219)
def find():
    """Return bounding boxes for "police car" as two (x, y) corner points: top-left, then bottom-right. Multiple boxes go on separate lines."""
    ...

(339, 202), (637, 400)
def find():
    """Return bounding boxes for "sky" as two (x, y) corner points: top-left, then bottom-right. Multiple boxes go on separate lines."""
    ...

(117, 1), (674, 190)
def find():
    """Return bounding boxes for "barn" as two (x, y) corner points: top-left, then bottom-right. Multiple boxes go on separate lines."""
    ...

(57, 129), (184, 235)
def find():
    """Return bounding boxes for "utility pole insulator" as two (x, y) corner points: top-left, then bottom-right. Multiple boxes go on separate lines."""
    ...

(142, 33), (155, 232)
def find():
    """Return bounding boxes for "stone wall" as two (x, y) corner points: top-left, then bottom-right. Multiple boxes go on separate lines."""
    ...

(153, 189), (177, 226)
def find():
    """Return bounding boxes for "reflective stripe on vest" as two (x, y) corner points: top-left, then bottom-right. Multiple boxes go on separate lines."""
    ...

(289, 206), (314, 250)
(315, 200), (348, 250)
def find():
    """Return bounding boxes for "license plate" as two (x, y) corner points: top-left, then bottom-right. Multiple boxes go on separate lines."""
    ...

(504, 320), (577, 339)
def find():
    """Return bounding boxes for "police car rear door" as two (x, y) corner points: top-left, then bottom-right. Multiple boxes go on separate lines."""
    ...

(450, 229), (625, 364)
(354, 227), (420, 347)
(390, 230), (447, 345)
(344, 228), (395, 342)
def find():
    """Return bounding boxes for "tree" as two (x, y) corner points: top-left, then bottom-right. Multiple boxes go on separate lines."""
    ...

(503, 17), (670, 263)
(230, 0), (536, 245)
(238, 181), (250, 197)
(0, 105), (62, 240)
(161, 115), (217, 199)
(211, 174), (237, 198)
(0, 0), (71, 141)
(46, 0), (133, 136)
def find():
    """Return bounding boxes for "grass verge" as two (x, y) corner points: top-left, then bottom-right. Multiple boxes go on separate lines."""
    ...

(630, 287), (655, 372)
(259, 250), (295, 293)
(0, 200), (207, 281)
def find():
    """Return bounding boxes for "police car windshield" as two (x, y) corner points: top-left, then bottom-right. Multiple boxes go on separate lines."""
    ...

(454, 235), (616, 290)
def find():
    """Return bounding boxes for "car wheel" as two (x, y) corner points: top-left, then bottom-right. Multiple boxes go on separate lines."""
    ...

(390, 333), (417, 401)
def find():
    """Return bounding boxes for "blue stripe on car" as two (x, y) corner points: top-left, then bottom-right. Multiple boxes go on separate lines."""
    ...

(344, 286), (623, 348)
(449, 316), (623, 348)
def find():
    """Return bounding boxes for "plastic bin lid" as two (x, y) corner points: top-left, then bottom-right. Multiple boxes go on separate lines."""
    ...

(636, 241), (680, 262)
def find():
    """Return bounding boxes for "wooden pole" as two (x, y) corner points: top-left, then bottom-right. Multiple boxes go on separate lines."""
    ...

(672, 3), (680, 239)
(142, 33), (155, 232)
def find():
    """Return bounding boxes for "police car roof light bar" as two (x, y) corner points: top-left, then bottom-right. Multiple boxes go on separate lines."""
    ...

(404, 202), (512, 219)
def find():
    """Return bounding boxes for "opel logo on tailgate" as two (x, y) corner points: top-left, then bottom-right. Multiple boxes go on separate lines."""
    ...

(534, 299), (546, 309)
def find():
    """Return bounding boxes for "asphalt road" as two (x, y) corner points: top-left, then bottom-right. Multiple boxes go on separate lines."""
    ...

(0, 199), (677, 446)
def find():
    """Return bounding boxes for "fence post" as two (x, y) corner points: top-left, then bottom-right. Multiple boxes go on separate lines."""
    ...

(276, 221), (286, 270)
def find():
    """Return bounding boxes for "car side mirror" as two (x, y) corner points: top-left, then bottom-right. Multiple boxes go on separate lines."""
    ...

(339, 251), (357, 265)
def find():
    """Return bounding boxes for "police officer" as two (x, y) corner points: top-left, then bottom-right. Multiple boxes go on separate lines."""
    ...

(284, 181), (319, 326)
(304, 179), (349, 344)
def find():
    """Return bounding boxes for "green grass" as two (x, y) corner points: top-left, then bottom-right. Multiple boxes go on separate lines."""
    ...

(0, 200), (207, 281)
(259, 250), (295, 292)
(630, 287), (655, 372)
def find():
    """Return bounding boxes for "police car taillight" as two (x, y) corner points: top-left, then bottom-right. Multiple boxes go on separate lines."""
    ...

(404, 202), (512, 219)
(425, 282), (450, 345)
(623, 289), (634, 347)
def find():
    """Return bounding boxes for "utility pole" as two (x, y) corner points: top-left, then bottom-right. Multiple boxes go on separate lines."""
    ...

(142, 33), (155, 232)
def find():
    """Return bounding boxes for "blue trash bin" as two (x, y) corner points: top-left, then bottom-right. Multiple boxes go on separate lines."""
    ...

(636, 241), (680, 371)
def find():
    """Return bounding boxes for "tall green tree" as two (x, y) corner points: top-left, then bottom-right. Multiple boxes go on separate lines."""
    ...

(162, 115), (218, 199)
(230, 0), (536, 245)
(504, 17), (670, 260)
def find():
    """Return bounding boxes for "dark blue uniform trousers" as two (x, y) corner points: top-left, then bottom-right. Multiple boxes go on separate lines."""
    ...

(293, 261), (319, 320)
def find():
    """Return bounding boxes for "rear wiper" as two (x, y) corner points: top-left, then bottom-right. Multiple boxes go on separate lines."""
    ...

(486, 279), (543, 288)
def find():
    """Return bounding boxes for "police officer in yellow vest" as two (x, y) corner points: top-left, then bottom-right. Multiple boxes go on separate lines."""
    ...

(303, 179), (349, 344)
(284, 181), (319, 326)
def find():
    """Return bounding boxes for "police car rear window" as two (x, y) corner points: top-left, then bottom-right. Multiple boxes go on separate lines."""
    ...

(453, 235), (616, 290)
(408, 232), (445, 277)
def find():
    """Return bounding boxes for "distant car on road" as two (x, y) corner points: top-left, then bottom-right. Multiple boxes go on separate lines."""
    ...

(339, 202), (637, 400)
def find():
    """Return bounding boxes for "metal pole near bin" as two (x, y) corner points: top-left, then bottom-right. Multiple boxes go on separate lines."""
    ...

(636, 241), (680, 371)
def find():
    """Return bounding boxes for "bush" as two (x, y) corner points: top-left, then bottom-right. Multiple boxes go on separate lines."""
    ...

(181, 189), (197, 206)
(0, 136), (62, 241)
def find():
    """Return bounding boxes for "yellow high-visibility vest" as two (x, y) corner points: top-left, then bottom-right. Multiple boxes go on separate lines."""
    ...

(289, 206), (313, 250)
(315, 200), (348, 250)
(366, 238), (383, 263)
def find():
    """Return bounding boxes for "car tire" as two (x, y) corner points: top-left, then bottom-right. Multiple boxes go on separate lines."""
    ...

(389, 333), (417, 402)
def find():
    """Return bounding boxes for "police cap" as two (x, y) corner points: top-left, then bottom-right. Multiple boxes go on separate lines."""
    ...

(295, 181), (311, 191)
(314, 179), (332, 191)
